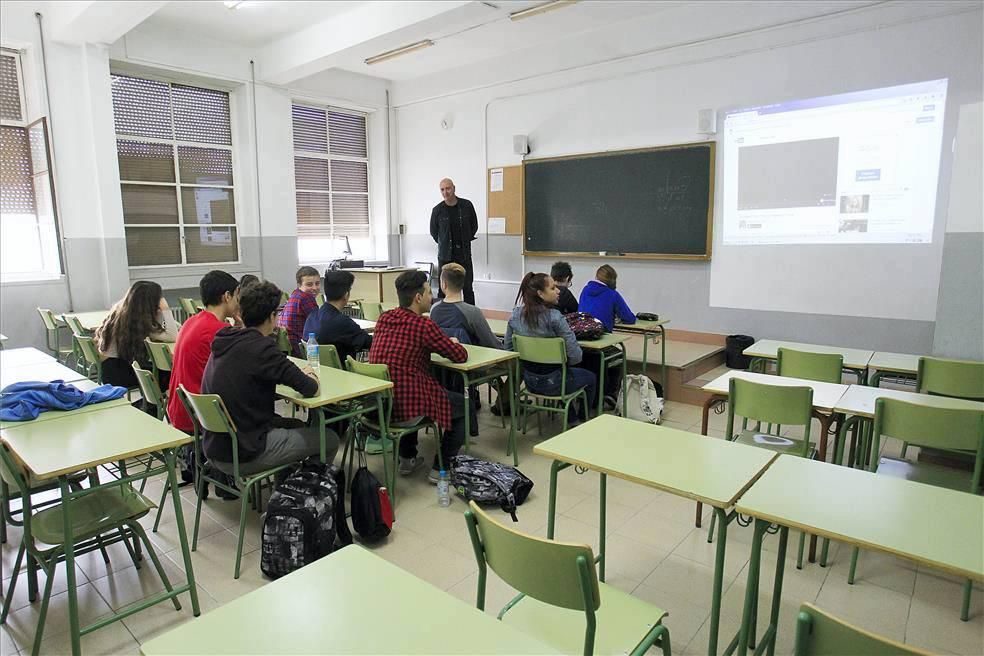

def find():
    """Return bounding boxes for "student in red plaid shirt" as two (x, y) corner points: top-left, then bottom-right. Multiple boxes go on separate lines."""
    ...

(369, 270), (472, 482)
(277, 265), (321, 355)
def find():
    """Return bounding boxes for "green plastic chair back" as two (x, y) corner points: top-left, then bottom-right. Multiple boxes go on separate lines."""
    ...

(793, 603), (931, 656)
(777, 348), (843, 384)
(275, 327), (291, 354)
(729, 377), (814, 428)
(131, 361), (165, 417)
(316, 293), (325, 307)
(36, 307), (59, 331)
(74, 335), (103, 382)
(281, 291), (290, 305)
(360, 301), (383, 321)
(181, 387), (237, 435)
(320, 344), (342, 369)
(870, 398), (984, 487)
(145, 339), (174, 372)
(513, 335), (568, 366)
(178, 298), (199, 317)
(465, 501), (599, 612)
(63, 314), (90, 338)
(917, 357), (984, 401)
(346, 357), (392, 391)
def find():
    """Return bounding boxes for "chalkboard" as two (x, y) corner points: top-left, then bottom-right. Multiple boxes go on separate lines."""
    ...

(523, 142), (714, 259)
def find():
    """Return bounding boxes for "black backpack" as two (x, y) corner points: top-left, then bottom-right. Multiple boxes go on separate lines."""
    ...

(350, 447), (391, 543)
(449, 455), (534, 521)
(260, 460), (352, 579)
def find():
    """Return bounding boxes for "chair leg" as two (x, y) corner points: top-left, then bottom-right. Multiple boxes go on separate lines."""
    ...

(30, 558), (58, 656)
(706, 510), (717, 544)
(796, 531), (807, 570)
(234, 484), (251, 579)
(153, 480), (170, 532)
(119, 527), (142, 570)
(130, 522), (181, 611)
(192, 474), (207, 552)
(961, 579), (972, 622)
(848, 546), (860, 584)
(900, 441), (909, 458)
(1, 541), (26, 623)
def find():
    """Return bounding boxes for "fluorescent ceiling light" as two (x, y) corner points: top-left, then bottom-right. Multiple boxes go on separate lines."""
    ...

(364, 40), (434, 65)
(223, 1), (246, 9)
(509, 0), (576, 21)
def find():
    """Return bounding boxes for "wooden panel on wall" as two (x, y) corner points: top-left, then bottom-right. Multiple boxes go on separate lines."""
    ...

(487, 165), (523, 236)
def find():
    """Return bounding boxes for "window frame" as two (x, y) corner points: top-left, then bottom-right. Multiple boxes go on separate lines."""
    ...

(292, 102), (372, 259)
(0, 47), (64, 283)
(113, 72), (242, 270)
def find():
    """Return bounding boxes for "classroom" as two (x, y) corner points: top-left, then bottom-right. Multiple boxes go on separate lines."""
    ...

(0, 1), (982, 654)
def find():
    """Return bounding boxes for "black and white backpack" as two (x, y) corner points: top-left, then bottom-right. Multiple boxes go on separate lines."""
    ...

(449, 455), (534, 521)
(260, 460), (352, 579)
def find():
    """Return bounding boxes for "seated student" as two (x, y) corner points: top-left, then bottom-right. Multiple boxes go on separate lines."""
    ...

(201, 281), (339, 475)
(167, 270), (240, 492)
(97, 280), (179, 396)
(303, 270), (372, 363)
(277, 265), (321, 356)
(550, 261), (580, 315)
(430, 263), (502, 349)
(504, 272), (597, 424)
(577, 264), (636, 331)
(369, 270), (470, 482)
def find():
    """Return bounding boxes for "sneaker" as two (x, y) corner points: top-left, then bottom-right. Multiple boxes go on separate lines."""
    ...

(427, 468), (441, 484)
(603, 395), (617, 412)
(398, 456), (425, 476)
(364, 436), (384, 455)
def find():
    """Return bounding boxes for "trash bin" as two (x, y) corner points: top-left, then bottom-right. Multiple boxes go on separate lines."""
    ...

(725, 335), (755, 369)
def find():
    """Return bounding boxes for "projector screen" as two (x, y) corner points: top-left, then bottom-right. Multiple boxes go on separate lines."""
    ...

(721, 79), (949, 245)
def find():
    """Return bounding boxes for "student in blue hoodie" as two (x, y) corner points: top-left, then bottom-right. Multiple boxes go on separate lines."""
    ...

(577, 264), (636, 331)
(578, 264), (635, 406)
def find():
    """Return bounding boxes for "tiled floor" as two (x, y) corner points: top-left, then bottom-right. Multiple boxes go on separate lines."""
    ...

(2, 398), (982, 655)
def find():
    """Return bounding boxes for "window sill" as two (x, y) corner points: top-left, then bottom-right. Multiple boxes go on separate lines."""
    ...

(1, 274), (66, 287)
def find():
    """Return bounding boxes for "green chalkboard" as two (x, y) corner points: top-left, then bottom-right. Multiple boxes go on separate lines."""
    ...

(523, 142), (714, 259)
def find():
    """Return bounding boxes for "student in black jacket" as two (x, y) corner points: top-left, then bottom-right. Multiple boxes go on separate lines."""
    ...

(201, 281), (339, 474)
(551, 261), (580, 315)
(303, 270), (372, 363)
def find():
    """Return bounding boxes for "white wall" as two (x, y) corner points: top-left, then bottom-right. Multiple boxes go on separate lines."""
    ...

(391, 2), (983, 354)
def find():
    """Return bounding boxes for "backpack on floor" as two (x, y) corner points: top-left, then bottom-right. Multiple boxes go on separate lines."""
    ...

(564, 312), (605, 340)
(449, 455), (533, 521)
(617, 374), (664, 424)
(260, 460), (352, 579)
(350, 447), (392, 543)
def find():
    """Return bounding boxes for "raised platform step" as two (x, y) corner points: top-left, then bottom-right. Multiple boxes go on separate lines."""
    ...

(621, 335), (724, 369)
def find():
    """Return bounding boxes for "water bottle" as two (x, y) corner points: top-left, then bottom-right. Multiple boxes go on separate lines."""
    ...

(306, 333), (319, 376)
(437, 470), (451, 507)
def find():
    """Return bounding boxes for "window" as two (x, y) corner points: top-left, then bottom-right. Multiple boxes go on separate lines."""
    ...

(292, 104), (371, 262)
(111, 74), (238, 267)
(0, 49), (62, 281)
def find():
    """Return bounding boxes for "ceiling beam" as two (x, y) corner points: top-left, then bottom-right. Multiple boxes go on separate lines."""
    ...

(256, 0), (473, 85)
(45, 0), (168, 46)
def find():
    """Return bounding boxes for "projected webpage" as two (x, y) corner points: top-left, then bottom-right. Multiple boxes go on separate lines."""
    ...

(721, 79), (948, 245)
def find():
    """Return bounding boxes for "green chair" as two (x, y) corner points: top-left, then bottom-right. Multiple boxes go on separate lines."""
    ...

(712, 377), (816, 568)
(63, 314), (93, 374)
(131, 361), (174, 530)
(144, 339), (174, 383)
(320, 344), (342, 370)
(360, 301), (383, 321)
(846, 398), (983, 621)
(275, 327), (292, 354)
(464, 501), (671, 656)
(0, 442), (177, 656)
(899, 357), (984, 458)
(178, 298), (199, 320)
(513, 335), (589, 436)
(316, 292), (325, 307)
(74, 335), (103, 383)
(181, 385), (295, 579)
(346, 357), (440, 504)
(280, 291), (290, 306)
(36, 308), (73, 364)
(777, 348), (843, 384)
(792, 603), (930, 656)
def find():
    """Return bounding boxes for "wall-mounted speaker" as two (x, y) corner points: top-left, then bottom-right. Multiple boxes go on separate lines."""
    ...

(513, 134), (530, 155)
(697, 108), (717, 135)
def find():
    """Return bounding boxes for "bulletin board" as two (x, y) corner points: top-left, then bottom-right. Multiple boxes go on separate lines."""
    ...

(486, 165), (524, 235)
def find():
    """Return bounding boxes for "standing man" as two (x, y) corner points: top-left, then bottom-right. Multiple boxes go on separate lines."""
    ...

(430, 178), (478, 304)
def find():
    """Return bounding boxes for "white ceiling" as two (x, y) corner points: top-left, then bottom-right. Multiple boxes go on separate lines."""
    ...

(144, 0), (366, 47)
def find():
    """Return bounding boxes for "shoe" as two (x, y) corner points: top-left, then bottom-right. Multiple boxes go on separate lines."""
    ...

(364, 436), (384, 455)
(216, 485), (238, 500)
(490, 403), (511, 417)
(398, 456), (425, 476)
(427, 468), (442, 484)
(603, 395), (617, 412)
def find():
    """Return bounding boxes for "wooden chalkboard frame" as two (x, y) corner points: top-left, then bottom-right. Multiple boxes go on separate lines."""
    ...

(522, 141), (715, 260)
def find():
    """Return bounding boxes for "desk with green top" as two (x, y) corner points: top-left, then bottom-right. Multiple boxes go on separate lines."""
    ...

(866, 351), (920, 387)
(353, 318), (376, 332)
(0, 405), (200, 655)
(0, 346), (55, 368)
(431, 344), (521, 464)
(61, 310), (110, 332)
(729, 455), (984, 656)
(743, 339), (874, 384)
(140, 544), (557, 655)
(0, 358), (90, 390)
(280, 357), (393, 462)
(613, 317), (670, 396)
(533, 415), (778, 656)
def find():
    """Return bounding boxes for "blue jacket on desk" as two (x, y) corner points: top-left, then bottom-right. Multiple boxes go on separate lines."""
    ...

(0, 380), (126, 422)
(578, 279), (636, 332)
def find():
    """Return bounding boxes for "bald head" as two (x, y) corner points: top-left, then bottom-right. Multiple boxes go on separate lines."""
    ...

(440, 178), (457, 205)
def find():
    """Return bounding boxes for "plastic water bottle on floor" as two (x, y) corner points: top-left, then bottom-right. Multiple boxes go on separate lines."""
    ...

(306, 333), (319, 376)
(437, 470), (451, 507)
